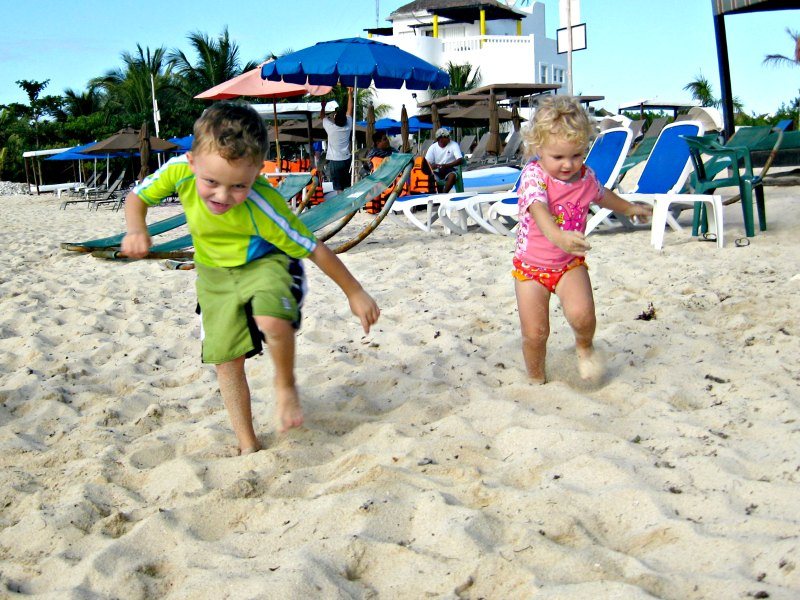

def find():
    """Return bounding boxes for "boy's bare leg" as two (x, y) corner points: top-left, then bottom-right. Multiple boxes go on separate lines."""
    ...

(215, 356), (261, 453)
(254, 316), (304, 432)
(556, 266), (602, 380)
(515, 279), (551, 384)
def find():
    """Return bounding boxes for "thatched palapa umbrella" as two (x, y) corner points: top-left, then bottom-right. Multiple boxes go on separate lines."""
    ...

(431, 103), (441, 134)
(400, 105), (410, 153)
(137, 122), (151, 181)
(488, 92), (501, 155)
(511, 104), (522, 133)
(366, 103), (375, 150)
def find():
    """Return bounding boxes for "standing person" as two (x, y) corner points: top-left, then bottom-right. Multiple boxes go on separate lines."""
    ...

(424, 128), (464, 192)
(320, 87), (354, 193)
(121, 102), (380, 455)
(513, 95), (651, 384)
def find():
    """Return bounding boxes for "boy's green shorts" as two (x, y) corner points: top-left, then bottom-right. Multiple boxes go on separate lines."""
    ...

(195, 254), (306, 364)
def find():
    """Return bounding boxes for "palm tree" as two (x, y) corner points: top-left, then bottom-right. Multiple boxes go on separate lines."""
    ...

(169, 28), (263, 98)
(683, 74), (718, 108)
(62, 88), (105, 118)
(763, 28), (800, 68)
(91, 45), (175, 127)
(431, 62), (482, 98)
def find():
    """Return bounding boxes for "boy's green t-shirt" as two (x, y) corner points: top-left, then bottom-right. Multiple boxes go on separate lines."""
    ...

(133, 155), (317, 267)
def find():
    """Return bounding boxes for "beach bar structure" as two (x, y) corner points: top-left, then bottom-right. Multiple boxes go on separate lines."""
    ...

(365, 0), (566, 119)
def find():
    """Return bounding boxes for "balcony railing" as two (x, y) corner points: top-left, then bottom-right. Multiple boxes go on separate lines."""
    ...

(441, 35), (534, 53)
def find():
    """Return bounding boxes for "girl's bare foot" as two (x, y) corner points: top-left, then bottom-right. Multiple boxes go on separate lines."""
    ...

(577, 346), (604, 381)
(239, 443), (262, 456)
(276, 386), (304, 433)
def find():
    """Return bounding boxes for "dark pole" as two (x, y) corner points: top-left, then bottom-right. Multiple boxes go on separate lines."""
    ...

(714, 12), (735, 140)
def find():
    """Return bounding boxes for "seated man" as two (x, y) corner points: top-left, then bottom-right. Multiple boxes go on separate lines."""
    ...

(360, 131), (397, 177)
(425, 128), (464, 192)
(367, 131), (396, 161)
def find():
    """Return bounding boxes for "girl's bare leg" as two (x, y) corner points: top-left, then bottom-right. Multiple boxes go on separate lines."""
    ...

(254, 316), (304, 432)
(515, 279), (551, 383)
(216, 356), (261, 453)
(555, 266), (602, 380)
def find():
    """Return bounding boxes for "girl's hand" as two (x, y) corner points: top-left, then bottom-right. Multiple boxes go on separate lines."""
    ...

(626, 202), (653, 224)
(558, 230), (591, 256)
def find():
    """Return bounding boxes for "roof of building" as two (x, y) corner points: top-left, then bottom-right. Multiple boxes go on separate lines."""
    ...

(389, 0), (522, 23)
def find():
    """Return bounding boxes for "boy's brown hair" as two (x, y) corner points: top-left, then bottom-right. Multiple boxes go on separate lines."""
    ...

(192, 102), (269, 164)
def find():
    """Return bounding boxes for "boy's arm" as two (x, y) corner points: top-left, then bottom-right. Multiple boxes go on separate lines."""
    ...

(530, 202), (591, 256)
(596, 188), (653, 221)
(346, 88), (354, 118)
(121, 192), (152, 258)
(307, 242), (380, 333)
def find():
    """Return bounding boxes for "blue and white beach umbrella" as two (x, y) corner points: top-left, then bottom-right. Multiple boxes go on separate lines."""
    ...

(261, 37), (449, 91)
(263, 37), (449, 181)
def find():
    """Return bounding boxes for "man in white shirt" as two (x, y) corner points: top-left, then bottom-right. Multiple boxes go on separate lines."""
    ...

(320, 88), (354, 192)
(424, 127), (464, 192)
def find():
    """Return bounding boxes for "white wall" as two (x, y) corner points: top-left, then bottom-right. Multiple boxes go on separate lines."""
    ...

(374, 1), (566, 120)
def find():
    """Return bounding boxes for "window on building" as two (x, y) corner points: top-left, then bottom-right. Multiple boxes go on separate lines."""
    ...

(539, 64), (549, 84)
(553, 67), (565, 84)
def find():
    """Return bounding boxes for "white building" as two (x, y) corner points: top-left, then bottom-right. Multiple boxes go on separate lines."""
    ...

(367, 0), (566, 119)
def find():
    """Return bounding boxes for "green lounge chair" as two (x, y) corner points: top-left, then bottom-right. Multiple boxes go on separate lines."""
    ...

(92, 153), (414, 260)
(683, 124), (787, 238)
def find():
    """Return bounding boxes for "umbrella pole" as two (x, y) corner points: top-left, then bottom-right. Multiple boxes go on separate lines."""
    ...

(351, 77), (358, 185)
(273, 100), (282, 169)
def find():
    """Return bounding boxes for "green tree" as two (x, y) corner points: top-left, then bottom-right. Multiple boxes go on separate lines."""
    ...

(15, 79), (50, 147)
(431, 62), (481, 98)
(763, 28), (800, 68)
(62, 88), (105, 118)
(91, 45), (175, 130)
(169, 28), (263, 98)
(683, 74), (718, 108)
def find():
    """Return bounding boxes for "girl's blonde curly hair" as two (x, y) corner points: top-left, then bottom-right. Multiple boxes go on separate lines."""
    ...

(522, 95), (594, 158)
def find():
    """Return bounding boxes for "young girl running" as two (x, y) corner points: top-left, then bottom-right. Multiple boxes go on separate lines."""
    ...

(514, 96), (651, 383)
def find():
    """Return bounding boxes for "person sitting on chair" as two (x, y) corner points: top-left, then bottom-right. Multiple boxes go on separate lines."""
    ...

(367, 131), (395, 160)
(425, 128), (464, 192)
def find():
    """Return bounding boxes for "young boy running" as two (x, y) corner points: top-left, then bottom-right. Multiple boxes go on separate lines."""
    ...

(122, 102), (380, 454)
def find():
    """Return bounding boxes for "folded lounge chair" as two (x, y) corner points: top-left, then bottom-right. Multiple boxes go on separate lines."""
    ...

(91, 154), (415, 260)
(60, 169), (126, 210)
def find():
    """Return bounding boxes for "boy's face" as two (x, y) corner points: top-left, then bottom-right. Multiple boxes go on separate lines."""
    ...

(187, 151), (262, 215)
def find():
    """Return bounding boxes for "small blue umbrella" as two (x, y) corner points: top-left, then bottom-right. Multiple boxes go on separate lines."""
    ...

(168, 135), (194, 154)
(357, 117), (403, 135)
(46, 142), (127, 161)
(407, 116), (433, 133)
(261, 37), (449, 90)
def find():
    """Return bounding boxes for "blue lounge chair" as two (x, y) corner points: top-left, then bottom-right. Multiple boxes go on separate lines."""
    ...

(581, 120), (726, 249)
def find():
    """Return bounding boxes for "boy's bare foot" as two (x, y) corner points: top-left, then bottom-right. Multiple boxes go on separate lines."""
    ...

(577, 346), (604, 381)
(276, 386), (304, 433)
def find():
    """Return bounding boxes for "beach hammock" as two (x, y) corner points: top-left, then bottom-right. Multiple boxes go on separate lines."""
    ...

(61, 173), (313, 253)
(92, 153), (414, 261)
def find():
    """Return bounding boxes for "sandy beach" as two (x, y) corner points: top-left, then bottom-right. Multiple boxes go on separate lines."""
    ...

(1, 186), (798, 599)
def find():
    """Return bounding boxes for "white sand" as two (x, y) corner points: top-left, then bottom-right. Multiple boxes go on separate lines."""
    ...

(0, 188), (798, 599)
